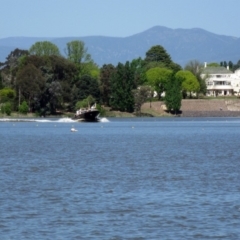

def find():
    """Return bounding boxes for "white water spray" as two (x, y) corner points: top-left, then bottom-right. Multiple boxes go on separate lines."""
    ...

(100, 118), (110, 122)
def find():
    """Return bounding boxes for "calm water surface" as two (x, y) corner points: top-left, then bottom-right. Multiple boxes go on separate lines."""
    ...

(0, 117), (240, 239)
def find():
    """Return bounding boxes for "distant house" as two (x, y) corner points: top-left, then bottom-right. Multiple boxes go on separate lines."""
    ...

(230, 68), (240, 94)
(202, 63), (240, 97)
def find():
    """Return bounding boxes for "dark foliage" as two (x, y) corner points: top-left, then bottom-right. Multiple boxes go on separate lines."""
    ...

(145, 45), (172, 66)
(99, 64), (115, 106)
(110, 62), (135, 112)
(164, 75), (182, 113)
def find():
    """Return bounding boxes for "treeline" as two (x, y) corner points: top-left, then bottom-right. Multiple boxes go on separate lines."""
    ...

(220, 60), (240, 71)
(0, 40), (209, 116)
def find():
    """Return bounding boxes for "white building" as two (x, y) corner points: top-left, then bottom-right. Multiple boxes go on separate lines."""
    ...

(201, 62), (240, 97)
(230, 68), (240, 94)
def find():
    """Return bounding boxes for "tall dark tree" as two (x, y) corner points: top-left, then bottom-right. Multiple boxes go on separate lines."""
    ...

(144, 45), (181, 75)
(124, 61), (136, 112)
(168, 62), (182, 73)
(228, 61), (233, 70)
(1, 48), (29, 88)
(5, 48), (29, 69)
(77, 75), (100, 100)
(99, 64), (115, 106)
(130, 57), (147, 86)
(16, 64), (45, 111)
(70, 84), (79, 110)
(233, 60), (240, 71)
(110, 63), (125, 111)
(164, 75), (182, 114)
(41, 81), (63, 115)
(110, 62), (135, 112)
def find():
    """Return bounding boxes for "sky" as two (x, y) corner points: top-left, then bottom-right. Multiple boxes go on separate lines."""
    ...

(1, 0), (240, 39)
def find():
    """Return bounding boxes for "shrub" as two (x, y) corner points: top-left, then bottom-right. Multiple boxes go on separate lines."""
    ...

(19, 101), (29, 114)
(2, 102), (12, 116)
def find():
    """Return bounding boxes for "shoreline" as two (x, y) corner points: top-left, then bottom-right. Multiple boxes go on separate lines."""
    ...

(2, 99), (240, 119)
(1, 112), (240, 121)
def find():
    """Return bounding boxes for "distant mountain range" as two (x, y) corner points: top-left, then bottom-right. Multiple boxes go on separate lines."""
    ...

(1, 26), (240, 67)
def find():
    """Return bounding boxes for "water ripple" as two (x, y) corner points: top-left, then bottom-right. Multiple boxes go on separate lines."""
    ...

(0, 119), (240, 239)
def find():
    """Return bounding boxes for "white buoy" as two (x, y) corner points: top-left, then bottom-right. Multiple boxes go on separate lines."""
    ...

(71, 128), (78, 132)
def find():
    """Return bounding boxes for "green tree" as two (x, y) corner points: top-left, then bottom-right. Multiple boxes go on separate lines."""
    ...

(66, 40), (94, 79)
(0, 49), (29, 89)
(44, 55), (77, 112)
(29, 41), (60, 56)
(168, 62), (182, 73)
(130, 57), (147, 86)
(66, 40), (91, 65)
(4, 48), (29, 69)
(110, 61), (135, 112)
(0, 88), (15, 103)
(145, 45), (172, 66)
(20, 54), (78, 113)
(233, 60), (240, 71)
(132, 85), (152, 115)
(75, 95), (95, 110)
(146, 67), (172, 99)
(16, 64), (45, 110)
(184, 60), (207, 96)
(80, 62), (100, 78)
(42, 81), (63, 115)
(164, 75), (182, 114)
(144, 61), (167, 70)
(175, 70), (200, 98)
(76, 75), (100, 101)
(228, 61), (233, 70)
(99, 64), (115, 106)
(70, 75), (100, 110)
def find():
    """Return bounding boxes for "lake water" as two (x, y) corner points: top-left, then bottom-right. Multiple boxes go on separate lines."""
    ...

(0, 117), (240, 239)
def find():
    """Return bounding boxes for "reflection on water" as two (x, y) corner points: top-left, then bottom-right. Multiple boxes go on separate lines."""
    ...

(0, 118), (240, 239)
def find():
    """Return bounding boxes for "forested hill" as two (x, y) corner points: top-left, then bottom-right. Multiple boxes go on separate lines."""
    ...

(1, 26), (240, 66)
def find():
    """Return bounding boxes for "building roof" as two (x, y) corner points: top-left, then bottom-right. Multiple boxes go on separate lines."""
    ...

(202, 66), (233, 74)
